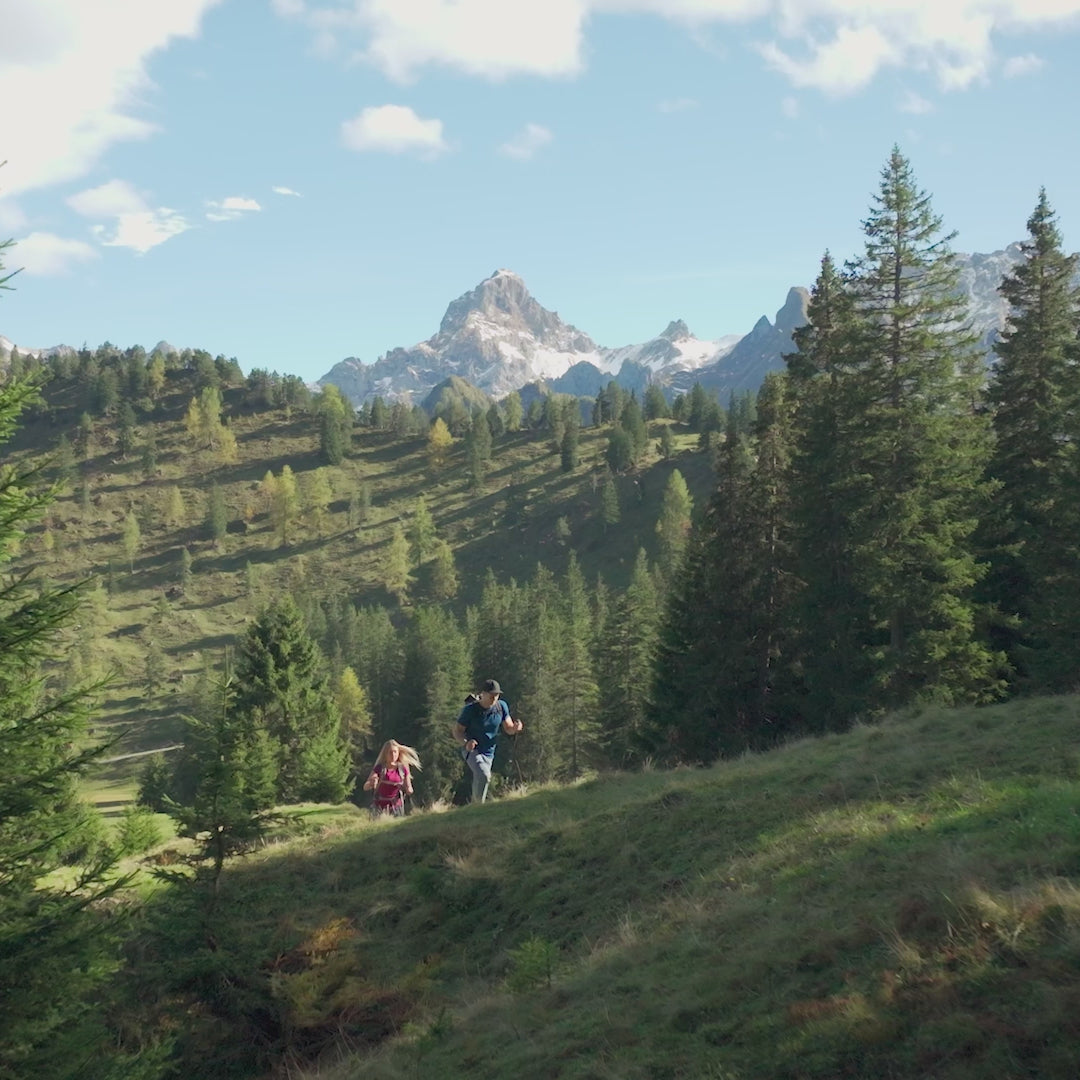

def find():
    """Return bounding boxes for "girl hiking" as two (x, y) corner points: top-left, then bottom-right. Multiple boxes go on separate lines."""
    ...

(363, 740), (420, 817)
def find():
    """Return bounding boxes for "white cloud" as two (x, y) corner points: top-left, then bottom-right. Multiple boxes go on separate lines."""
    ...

(498, 123), (553, 160)
(341, 105), (448, 155)
(67, 178), (145, 218)
(898, 89), (934, 113)
(0, 199), (28, 232)
(11, 231), (98, 275)
(205, 195), (262, 221)
(0, 0), (223, 197)
(780, 95), (799, 118)
(276, 0), (1080, 94)
(759, 24), (899, 95)
(1004, 53), (1044, 77)
(272, 185), (303, 197)
(68, 179), (192, 253)
(657, 97), (699, 113)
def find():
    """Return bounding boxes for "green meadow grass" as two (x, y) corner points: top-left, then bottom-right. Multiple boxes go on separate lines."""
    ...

(120, 693), (1080, 1080)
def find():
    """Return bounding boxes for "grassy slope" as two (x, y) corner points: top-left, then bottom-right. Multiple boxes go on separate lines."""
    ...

(8, 373), (712, 801)
(134, 693), (1080, 1080)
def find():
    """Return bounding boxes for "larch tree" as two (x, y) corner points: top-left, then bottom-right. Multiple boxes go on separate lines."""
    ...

(654, 468), (694, 573)
(427, 417), (453, 470)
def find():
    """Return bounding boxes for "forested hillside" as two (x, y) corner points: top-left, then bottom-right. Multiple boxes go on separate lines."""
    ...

(4, 148), (1080, 1079)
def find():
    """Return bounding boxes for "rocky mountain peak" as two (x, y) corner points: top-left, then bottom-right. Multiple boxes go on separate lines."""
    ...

(439, 268), (558, 339)
(659, 319), (691, 341)
(775, 287), (810, 335)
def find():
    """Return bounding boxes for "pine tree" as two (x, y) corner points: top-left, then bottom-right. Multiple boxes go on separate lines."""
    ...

(117, 400), (137, 458)
(168, 674), (278, 914)
(600, 475), (620, 529)
(560, 553), (600, 777)
(785, 252), (875, 729)
(657, 423), (674, 460)
(512, 565), (565, 782)
(401, 607), (470, 803)
(465, 411), (492, 488)
(984, 190), (1080, 689)
(645, 418), (762, 762)
(232, 596), (350, 803)
(597, 549), (658, 763)
(0, 369), (126, 1078)
(841, 147), (1001, 711)
(318, 384), (352, 465)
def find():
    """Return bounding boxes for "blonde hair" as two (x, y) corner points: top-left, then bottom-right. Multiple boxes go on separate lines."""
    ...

(374, 739), (421, 773)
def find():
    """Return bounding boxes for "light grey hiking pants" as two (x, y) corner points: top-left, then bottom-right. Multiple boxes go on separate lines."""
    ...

(463, 748), (494, 803)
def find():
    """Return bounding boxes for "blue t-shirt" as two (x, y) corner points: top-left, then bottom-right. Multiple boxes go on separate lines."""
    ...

(457, 699), (510, 754)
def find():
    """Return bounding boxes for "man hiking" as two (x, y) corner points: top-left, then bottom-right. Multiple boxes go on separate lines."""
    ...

(453, 679), (523, 803)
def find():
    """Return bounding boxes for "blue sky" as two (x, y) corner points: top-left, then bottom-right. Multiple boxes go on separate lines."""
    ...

(2, 0), (1079, 382)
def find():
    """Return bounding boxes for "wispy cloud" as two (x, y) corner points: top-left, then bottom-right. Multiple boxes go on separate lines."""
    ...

(274, 1), (1080, 95)
(12, 231), (98, 276)
(898, 89), (934, 114)
(67, 179), (191, 254)
(205, 195), (262, 222)
(0, 0), (223, 197)
(498, 123), (553, 161)
(1003, 53), (1044, 77)
(780, 96), (799, 119)
(657, 97), (699, 113)
(341, 105), (448, 156)
(272, 185), (303, 197)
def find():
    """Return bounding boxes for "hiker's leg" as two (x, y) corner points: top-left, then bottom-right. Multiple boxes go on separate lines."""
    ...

(468, 751), (493, 803)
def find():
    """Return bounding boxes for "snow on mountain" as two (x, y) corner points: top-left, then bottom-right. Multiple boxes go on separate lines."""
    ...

(319, 269), (741, 406)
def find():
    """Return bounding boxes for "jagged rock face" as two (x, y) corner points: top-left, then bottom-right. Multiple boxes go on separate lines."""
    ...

(319, 269), (732, 405)
(322, 269), (609, 404)
(673, 286), (810, 399)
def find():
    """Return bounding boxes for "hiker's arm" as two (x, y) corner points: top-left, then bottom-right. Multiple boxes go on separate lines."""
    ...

(362, 769), (378, 791)
(404, 765), (413, 796)
(501, 712), (523, 735)
(454, 720), (477, 751)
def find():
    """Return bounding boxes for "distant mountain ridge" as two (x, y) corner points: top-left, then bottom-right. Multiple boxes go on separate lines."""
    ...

(3, 245), (1055, 401)
(319, 268), (743, 406)
(318, 247), (1041, 407)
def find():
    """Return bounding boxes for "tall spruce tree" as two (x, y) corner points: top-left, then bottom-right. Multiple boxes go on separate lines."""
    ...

(645, 402), (793, 763)
(597, 549), (659, 763)
(840, 148), (1001, 711)
(0, 367), (130, 1078)
(785, 252), (877, 729)
(512, 565), (565, 782)
(984, 190), (1080, 689)
(401, 606), (470, 803)
(168, 675), (278, 914)
(231, 597), (350, 803)
(560, 553), (600, 777)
